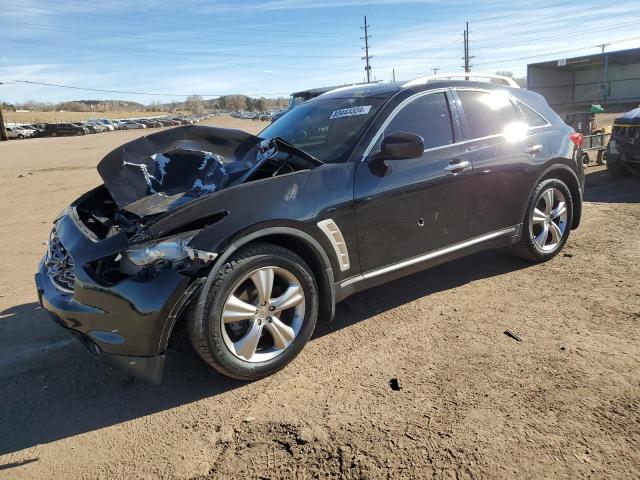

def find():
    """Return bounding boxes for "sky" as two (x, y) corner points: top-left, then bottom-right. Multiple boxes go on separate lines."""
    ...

(1, 0), (639, 105)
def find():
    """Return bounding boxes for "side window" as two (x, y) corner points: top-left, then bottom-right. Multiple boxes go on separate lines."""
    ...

(458, 91), (520, 139)
(380, 93), (454, 151)
(519, 103), (548, 127)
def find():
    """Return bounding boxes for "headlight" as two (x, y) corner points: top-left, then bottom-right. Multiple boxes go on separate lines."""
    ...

(123, 230), (199, 266)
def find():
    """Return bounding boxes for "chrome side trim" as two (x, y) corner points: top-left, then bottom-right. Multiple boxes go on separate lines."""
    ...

(340, 226), (517, 288)
(317, 219), (351, 272)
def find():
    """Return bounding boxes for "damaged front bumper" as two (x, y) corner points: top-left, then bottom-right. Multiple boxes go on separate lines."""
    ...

(35, 211), (198, 384)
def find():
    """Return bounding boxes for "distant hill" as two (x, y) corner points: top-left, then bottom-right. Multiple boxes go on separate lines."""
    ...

(56, 100), (148, 112)
(7, 95), (288, 114)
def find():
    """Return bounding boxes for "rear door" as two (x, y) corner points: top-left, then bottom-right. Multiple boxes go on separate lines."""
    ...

(455, 89), (552, 235)
(354, 90), (473, 273)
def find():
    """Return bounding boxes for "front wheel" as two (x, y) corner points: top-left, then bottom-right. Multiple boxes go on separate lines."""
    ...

(511, 179), (573, 262)
(187, 243), (318, 380)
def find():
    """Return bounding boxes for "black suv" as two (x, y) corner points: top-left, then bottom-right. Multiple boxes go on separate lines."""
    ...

(45, 123), (89, 137)
(36, 78), (584, 383)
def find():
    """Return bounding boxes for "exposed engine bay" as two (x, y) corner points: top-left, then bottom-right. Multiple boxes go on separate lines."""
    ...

(75, 126), (322, 243)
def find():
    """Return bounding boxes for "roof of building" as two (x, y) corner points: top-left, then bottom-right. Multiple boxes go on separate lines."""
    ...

(528, 47), (640, 71)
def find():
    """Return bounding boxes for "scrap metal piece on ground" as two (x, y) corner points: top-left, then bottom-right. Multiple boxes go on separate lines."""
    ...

(504, 330), (522, 342)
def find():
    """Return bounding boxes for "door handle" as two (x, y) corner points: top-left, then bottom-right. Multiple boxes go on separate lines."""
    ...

(444, 159), (471, 174)
(524, 144), (544, 154)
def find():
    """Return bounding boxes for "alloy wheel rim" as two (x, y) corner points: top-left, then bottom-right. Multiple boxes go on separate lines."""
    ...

(220, 266), (305, 363)
(530, 187), (568, 252)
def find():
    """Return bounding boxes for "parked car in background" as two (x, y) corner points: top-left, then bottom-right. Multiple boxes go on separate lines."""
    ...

(44, 123), (89, 136)
(74, 122), (99, 134)
(270, 109), (288, 122)
(22, 124), (46, 137)
(6, 126), (35, 139)
(97, 119), (117, 130)
(135, 119), (155, 128)
(87, 121), (110, 132)
(119, 121), (146, 130)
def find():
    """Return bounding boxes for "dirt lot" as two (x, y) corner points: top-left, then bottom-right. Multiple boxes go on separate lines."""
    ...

(0, 118), (639, 479)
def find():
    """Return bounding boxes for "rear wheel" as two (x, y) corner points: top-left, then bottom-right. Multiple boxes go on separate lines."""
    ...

(17, 134), (24, 139)
(511, 179), (573, 262)
(581, 153), (590, 167)
(187, 243), (318, 380)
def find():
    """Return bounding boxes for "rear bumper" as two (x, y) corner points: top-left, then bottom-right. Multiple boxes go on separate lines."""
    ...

(35, 211), (195, 383)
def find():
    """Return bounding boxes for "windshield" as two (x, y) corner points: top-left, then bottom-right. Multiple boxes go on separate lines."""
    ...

(260, 95), (387, 163)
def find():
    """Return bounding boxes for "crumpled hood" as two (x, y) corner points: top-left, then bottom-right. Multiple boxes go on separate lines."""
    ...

(97, 125), (264, 217)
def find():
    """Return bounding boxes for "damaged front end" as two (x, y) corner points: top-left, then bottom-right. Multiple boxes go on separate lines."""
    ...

(77, 125), (321, 275)
(36, 125), (322, 383)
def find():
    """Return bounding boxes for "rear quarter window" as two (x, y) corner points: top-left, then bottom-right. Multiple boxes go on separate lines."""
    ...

(519, 103), (548, 127)
(458, 90), (520, 139)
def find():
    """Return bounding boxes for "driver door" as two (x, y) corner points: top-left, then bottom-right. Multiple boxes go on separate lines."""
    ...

(353, 90), (473, 273)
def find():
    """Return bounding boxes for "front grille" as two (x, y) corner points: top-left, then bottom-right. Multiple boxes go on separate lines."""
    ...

(46, 229), (75, 293)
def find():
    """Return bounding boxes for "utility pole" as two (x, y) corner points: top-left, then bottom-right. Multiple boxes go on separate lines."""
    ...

(462, 22), (474, 78)
(392, 69), (396, 82)
(361, 15), (372, 83)
(600, 43), (611, 106)
(0, 82), (7, 141)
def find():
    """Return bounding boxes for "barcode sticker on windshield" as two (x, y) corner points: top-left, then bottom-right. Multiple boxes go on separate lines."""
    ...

(329, 105), (372, 119)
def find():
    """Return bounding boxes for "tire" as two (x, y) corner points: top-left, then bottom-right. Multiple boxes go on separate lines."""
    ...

(51, 132), (57, 137)
(581, 153), (590, 167)
(18, 134), (24, 139)
(187, 242), (319, 380)
(596, 149), (607, 165)
(511, 179), (573, 262)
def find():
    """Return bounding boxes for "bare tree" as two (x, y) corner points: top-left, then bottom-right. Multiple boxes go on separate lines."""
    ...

(185, 95), (204, 114)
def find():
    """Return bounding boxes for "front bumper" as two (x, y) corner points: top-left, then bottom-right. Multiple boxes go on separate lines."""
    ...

(35, 210), (195, 383)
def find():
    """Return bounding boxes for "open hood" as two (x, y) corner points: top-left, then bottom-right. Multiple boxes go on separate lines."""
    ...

(97, 126), (267, 217)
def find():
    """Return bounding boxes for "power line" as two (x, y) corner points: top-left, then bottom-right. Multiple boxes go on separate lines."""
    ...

(474, 18), (640, 50)
(473, 35), (640, 66)
(473, 7), (640, 42)
(3, 80), (291, 98)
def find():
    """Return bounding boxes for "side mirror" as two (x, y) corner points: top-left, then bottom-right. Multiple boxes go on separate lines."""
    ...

(378, 131), (424, 160)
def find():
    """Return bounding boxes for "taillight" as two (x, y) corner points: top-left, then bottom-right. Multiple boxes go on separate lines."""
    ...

(569, 132), (584, 147)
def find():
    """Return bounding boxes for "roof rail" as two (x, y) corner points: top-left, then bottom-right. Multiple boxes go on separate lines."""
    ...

(402, 72), (520, 89)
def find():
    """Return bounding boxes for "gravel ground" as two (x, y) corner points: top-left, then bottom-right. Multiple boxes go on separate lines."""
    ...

(1, 119), (639, 479)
